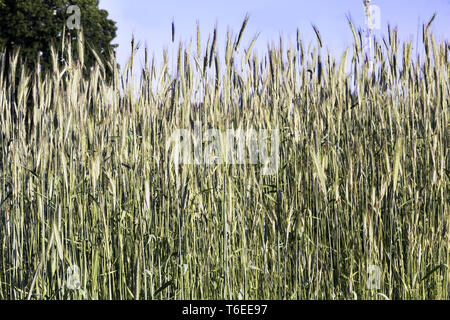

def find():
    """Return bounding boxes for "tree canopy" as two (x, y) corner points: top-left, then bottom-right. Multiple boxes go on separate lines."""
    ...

(0, 0), (117, 74)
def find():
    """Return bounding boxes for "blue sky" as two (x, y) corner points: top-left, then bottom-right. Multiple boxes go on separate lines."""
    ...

(98, 0), (450, 70)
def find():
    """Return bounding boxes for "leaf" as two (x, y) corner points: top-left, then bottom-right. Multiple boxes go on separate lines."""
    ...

(393, 137), (403, 192)
(53, 222), (64, 262)
(153, 279), (175, 297)
(420, 264), (448, 282)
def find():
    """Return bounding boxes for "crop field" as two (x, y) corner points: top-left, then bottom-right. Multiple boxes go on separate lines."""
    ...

(0, 17), (448, 300)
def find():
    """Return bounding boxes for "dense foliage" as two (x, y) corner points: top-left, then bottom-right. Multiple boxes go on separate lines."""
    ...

(0, 0), (117, 74)
(0, 17), (448, 299)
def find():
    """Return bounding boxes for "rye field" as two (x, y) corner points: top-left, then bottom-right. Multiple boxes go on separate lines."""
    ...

(0, 18), (449, 300)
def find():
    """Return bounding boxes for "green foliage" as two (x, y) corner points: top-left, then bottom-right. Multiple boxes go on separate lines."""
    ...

(0, 17), (448, 300)
(0, 0), (117, 74)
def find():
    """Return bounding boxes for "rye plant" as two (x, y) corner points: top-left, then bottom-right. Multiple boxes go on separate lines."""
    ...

(0, 16), (448, 300)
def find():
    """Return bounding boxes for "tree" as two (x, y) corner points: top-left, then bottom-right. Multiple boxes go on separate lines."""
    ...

(0, 0), (117, 75)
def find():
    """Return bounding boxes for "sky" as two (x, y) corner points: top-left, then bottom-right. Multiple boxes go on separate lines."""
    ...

(97, 0), (450, 71)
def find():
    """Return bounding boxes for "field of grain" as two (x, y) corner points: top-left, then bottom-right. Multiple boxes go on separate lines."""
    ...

(0, 18), (448, 299)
